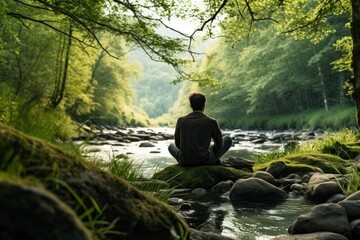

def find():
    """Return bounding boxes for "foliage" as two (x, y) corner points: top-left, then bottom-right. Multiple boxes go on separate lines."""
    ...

(193, 16), (352, 129)
(87, 152), (174, 202)
(0, 3), (151, 141)
(254, 128), (358, 164)
(332, 163), (360, 196)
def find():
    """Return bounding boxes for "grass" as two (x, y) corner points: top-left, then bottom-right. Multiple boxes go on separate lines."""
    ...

(253, 128), (358, 164)
(86, 150), (174, 202)
(54, 179), (124, 239)
(332, 163), (360, 196)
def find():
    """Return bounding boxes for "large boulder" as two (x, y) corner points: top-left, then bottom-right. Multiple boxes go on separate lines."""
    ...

(338, 200), (360, 221)
(288, 203), (351, 239)
(305, 173), (345, 203)
(306, 181), (343, 203)
(229, 177), (287, 203)
(0, 124), (188, 240)
(152, 164), (251, 189)
(0, 177), (94, 240)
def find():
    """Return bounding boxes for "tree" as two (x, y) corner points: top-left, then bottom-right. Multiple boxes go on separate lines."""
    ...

(191, 0), (360, 127)
(3, 0), (193, 75)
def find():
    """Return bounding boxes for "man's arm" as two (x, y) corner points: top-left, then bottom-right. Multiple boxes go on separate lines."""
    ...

(212, 120), (223, 154)
(174, 118), (181, 148)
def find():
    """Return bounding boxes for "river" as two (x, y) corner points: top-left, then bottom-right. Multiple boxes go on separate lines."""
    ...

(80, 127), (317, 239)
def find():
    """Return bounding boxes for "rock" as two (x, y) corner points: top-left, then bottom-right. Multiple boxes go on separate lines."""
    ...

(308, 173), (340, 185)
(0, 178), (94, 240)
(126, 135), (142, 141)
(130, 133), (151, 140)
(326, 194), (346, 203)
(221, 156), (255, 171)
(211, 180), (234, 196)
(305, 180), (343, 203)
(273, 232), (348, 240)
(253, 171), (276, 185)
(288, 203), (351, 239)
(152, 164), (251, 189)
(290, 183), (305, 192)
(350, 219), (360, 239)
(197, 208), (227, 234)
(251, 138), (267, 144)
(168, 197), (184, 205)
(338, 200), (360, 221)
(0, 124), (189, 240)
(229, 177), (287, 203)
(282, 178), (303, 189)
(189, 228), (235, 240)
(266, 161), (287, 178)
(191, 188), (207, 196)
(139, 142), (155, 147)
(301, 174), (311, 183)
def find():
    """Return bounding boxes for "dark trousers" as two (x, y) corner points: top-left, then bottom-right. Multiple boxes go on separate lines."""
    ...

(168, 136), (232, 164)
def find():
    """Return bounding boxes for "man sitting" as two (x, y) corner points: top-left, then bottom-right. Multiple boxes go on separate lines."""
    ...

(168, 92), (232, 166)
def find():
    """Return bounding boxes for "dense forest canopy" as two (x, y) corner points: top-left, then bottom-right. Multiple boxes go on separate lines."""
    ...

(0, 0), (359, 140)
(199, 18), (354, 129)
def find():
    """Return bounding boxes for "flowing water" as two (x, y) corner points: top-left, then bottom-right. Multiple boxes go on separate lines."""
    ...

(81, 127), (316, 239)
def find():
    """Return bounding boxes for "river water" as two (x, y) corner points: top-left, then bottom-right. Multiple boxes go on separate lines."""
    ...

(81, 127), (316, 239)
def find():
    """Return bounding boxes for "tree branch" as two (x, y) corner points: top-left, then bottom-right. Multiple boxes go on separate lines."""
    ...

(188, 0), (229, 61)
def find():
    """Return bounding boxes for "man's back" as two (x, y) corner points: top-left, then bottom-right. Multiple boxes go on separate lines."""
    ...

(175, 112), (222, 166)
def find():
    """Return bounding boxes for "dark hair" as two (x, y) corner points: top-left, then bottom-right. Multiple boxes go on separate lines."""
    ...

(189, 92), (206, 111)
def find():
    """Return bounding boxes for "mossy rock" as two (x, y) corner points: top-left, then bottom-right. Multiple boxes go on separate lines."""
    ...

(0, 124), (188, 240)
(254, 153), (348, 178)
(322, 141), (360, 159)
(0, 175), (94, 240)
(152, 164), (252, 189)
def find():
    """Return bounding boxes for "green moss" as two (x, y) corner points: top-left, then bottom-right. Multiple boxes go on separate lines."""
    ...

(0, 124), (90, 178)
(152, 164), (252, 189)
(254, 153), (348, 177)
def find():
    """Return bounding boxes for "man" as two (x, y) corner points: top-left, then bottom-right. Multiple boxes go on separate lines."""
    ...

(168, 92), (232, 166)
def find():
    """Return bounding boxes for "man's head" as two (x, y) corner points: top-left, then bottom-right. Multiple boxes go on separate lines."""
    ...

(189, 92), (206, 111)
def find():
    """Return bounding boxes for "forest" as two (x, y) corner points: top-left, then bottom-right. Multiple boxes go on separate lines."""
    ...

(0, 0), (358, 141)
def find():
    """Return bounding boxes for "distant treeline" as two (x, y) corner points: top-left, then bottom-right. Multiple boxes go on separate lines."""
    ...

(189, 17), (355, 130)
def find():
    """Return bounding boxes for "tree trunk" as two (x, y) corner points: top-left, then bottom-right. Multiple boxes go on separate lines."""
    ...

(351, 0), (360, 129)
(49, 25), (72, 108)
(318, 65), (329, 111)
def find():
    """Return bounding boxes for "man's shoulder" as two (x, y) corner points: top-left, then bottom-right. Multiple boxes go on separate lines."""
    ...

(203, 114), (218, 123)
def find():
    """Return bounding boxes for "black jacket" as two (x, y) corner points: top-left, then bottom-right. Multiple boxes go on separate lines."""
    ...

(174, 111), (222, 166)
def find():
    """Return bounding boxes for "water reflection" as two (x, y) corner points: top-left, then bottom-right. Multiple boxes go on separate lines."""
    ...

(175, 194), (315, 239)
(221, 197), (315, 239)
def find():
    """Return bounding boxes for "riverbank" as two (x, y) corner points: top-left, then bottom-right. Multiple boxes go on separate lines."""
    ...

(1, 124), (360, 239)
